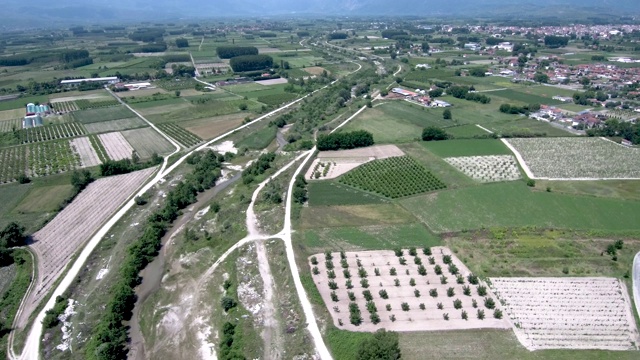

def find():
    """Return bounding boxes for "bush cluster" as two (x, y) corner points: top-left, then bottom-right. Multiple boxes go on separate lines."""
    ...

(317, 130), (374, 151)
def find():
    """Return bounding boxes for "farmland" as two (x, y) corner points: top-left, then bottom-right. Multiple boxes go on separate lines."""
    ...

(98, 132), (134, 160)
(121, 127), (175, 158)
(505, 137), (640, 179)
(0, 140), (82, 183)
(339, 156), (446, 198)
(83, 118), (146, 133)
(21, 123), (86, 144)
(69, 137), (102, 167)
(310, 247), (509, 331)
(157, 123), (203, 148)
(71, 106), (136, 124)
(18, 167), (156, 327)
(444, 155), (522, 183)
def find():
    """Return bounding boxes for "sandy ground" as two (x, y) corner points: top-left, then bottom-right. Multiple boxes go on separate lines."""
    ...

(490, 277), (640, 350)
(305, 144), (405, 180)
(310, 247), (509, 332)
(304, 66), (328, 75)
(208, 140), (238, 154)
(256, 78), (289, 85)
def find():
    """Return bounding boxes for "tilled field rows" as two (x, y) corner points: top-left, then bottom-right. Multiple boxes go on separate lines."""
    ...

(51, 101), (79, 113)
(26, 168), (157, 316)
(0, 140), (82, 183)
(0, 118), (22, 132)
(70, 137), (102, 167)
(98, 132), (134, 160)
(157, 123), (202, 148)
(490, 277), (640, 351)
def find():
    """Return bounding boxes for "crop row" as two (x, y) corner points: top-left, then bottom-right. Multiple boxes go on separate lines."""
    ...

(339, 156), (446, 198)
(75, 99), (119, 110)
(0, 119), (22, 133)
(157, 123), (202, 148)
(51, 101), (79, 113)
(0, 140), (81, 182)
(21, 123), (86, 144)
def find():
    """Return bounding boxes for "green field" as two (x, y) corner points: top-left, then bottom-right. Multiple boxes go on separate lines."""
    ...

(490, 89), (563, 105)
(14, 185), (74, 213)
(307, 181), (389, 206)
(235, 124), (276, 150)
(400, 181), (640, 233)
(445, 124), (491, 138)
(421, 139), (512, 157)
(71, 106), (136, 123)
(339, 156), (446, 198)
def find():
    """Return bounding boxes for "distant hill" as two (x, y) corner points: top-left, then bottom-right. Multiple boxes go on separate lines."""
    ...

(1, 0), (639, 26)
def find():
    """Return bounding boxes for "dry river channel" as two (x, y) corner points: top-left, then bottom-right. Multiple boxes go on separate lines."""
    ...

(128, 172), (242, 360)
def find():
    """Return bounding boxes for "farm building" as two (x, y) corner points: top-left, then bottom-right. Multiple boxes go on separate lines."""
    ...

(392, 88), (418, 97)
(26, 103), (49, 116)
(23, 115), (43, 129)
(124, 82), (152, 90)
(60, 77), (120, 86)
(432, 100), (452, 107)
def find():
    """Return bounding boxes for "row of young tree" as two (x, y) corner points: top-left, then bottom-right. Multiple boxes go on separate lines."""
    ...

(85, 150), (224, 360)
(316, 130), (374, 151)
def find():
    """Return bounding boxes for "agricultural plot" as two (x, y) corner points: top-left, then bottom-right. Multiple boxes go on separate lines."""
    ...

(21, 123), (86, 144)
(490, 278), (640, 351)
(157, 123), (203, 148)
(504, 137), (640, 179)
(69, 137), (102, 167)
(83, 117), (147, 134)
(121, 127), (175, 158)
(490, 89), (563, 105)
(309, 247), (509, 332)
(444, 155), (522, 183)
(50, 101), (79, 113)
(23, 168), (157, 326)
(257, 93), (298, 106)
(339, 156), (446, 198)
(1, 141), (81, 182)
(305, 144), (405, 180)
(98, 132), (134, 160)
(75, 99), (119, 110)
(0, 118), (21, 132)
(71, 106), (136, 124)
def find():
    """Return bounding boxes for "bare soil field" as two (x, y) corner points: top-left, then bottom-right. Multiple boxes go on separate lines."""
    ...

(255, 78), (289, 85)
(49, 93), (110, 103)
(185, 114), (245, 140)
(121, 127), (174, 158)
(309, 247), (509, 332)
(18, 167), (156, 327)
(98, 132), (135, 160)
(116, 88), (168, 98)
(490, 277), (640, 351)
(83, 118), (147, 134)
(70, 137), (102, 168)
(304, 66), (328, 76)
(305, 144), (405, 180)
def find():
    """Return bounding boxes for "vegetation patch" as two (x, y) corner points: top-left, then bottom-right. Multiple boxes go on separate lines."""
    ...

(422, 139), (512, 158)
(339, 156), (445, 198)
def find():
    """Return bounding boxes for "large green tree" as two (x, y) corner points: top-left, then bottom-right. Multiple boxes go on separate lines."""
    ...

(356, 329), (401, 360)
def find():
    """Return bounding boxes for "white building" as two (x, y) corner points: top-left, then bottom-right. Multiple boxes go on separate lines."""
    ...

(60, 77), (119, 86)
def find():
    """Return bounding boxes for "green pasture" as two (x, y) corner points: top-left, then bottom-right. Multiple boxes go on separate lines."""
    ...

(421, 139), (511, 157)
(307, 181), (389, 207)
(71, 106), (136, 123)
(490, 89), (564, 105)
(235, 124), (276, 150)
(445, 124), (491, 138)
(400, 181), (640, 233)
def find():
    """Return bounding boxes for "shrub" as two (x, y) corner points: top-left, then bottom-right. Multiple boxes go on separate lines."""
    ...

(363, 290), (373, 301)
(477, 285), (487, 296)
(325, 260), (334, 270)
(390, 314), (396, 322)
(428, 257), (435, 265)
(429, 289), (438, 297)
(328, 281), (338, 290)
(340, 251), (347, 259)
(443, 313), (449, 320)
(390, 267), (397, 276)
(359, 268), (368, 278)
(440, 276), (448, 285)
(422, 126), (449, 141)
(379, 289), (389, 299)
(409, 247), (417, 256)
(310, 256), (318, 265)
(325, 251), (333, 260)
(462, 310), (468, 320)
(484, 297), (496, 309)
(394, 279), (400, 287)
(386, 304), (392, 311)
(366, 300), (377, 313)
(423, 247), (432, 256)
(360, 279), (369, 288)
(448, 264), (459, 275)
(341, 259), (349, 268)
(447, 287), (455, 297)
(349, 302), (363, 326)
(467, 274), (479, 285)
(418, 265), (427, 276)
(437, 302), (444, 310)
(415, 289), (421, 297)
(346, 280), (353, 289)
(394, 248), (403, 257)
(414, 256), (422, 265)
(494, 309), (503, 319)
(409, 278), (416, 286)
(562, 267), (569, 275)
(221, 296), (237, 312)
(453, 299), (462, 309)
(442, 255), (452, 264)
(370, 313), (381, 324)
(327, 270), (336, 279)
(312, 267), (320, 275)
(456, 275), (465, 284)
(477, 309), (485, 320)
(419, 303), (426, 310)
(343, 269), (352, 278)
(374, 268), (380, 276)
(348, 291), (356, 301)
(472, 299), (478, 308)
(463, 285), (471, 296)
(434, 265), (442, 275)
(357, 259), (363, 268)
(526, 179), (535, 187)
(399, 257), (407, 265)
(401, 302), (410, 311)
(331, 291), (339, 302)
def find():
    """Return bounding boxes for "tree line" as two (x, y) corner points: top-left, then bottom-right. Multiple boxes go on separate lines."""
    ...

(85, 150), (224, 360)
(230, 55), (274, 72)
(0, 222), (27, 267)
(587, 119), (640, 144)
(242, 152), (276, 184)
(317, 130), (374, 151)
(216, 46), (259, 59)
(99, 154), (163, 177)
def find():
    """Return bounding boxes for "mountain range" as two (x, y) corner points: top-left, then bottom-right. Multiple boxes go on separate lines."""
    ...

(3, 0), (640, 26)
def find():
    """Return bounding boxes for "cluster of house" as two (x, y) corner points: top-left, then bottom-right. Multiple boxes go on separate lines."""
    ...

(529, 105), (612, 130)
(390, 88), (451, 108)
(468, 24), (640, 41)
